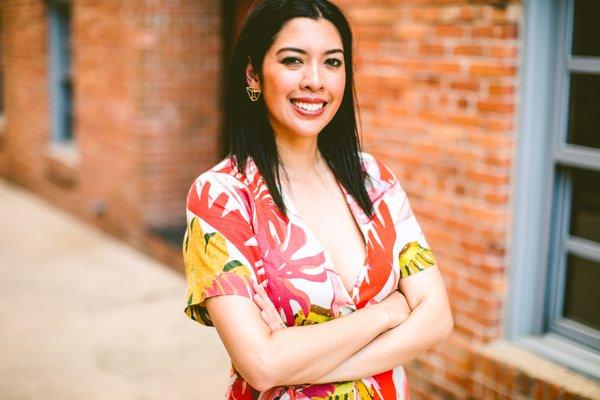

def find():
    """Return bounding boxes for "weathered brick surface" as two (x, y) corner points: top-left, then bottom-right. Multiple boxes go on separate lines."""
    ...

(1, 0), (598, 399)
(0, 1), (50, 189)
(0, 0), (221, 255)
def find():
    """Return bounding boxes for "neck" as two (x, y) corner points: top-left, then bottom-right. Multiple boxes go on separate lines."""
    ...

(275, 135), (323, 178)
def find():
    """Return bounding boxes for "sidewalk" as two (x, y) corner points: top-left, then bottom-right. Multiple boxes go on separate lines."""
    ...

(0, 179), (231, 399)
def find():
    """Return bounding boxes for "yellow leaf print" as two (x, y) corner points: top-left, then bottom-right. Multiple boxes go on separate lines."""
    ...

(398, 240), (436, 278)
(317, 380), (375, 400)
(184, 217), (228, 286)
(183, 217), (251, 323)
(294, 305), (334, 326)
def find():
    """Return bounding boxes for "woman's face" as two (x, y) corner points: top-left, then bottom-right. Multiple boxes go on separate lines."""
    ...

(250, 17), (346, 141)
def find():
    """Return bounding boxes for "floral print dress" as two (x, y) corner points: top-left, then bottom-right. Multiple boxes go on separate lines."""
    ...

(182, 152), (436, 400)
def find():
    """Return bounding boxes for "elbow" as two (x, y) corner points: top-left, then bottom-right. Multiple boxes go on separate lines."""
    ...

(247, 377), (273, 393)
(240, 352), (280, 392)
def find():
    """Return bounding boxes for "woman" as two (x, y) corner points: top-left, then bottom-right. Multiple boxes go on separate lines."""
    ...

(182, 0), (453, 398)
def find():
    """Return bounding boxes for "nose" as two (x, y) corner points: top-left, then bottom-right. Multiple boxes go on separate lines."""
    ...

(300, 61), (324, 91)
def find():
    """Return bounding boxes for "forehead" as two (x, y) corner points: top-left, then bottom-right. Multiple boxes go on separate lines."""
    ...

(271, 17), (343, 52)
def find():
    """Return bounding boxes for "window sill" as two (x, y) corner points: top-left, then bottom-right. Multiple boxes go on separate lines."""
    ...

(477, 338), (600, 397)
(44, 142), (80, 188)
(515, 333), (600, 382)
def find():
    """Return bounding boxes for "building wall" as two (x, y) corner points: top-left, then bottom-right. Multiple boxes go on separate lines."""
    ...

(0, 1), (597, 399)
(0, 1), (52, 196)
(342, 1), (519, 398)
(0, 0), (222, 256)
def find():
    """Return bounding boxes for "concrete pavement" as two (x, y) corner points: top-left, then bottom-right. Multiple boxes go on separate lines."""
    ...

(0, 179), (231, 399)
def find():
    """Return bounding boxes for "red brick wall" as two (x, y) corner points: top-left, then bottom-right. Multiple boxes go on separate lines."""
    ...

(0, 0), (222, 255)
(0, 1), (51, 190)
(343, 1), (520, 398)
(74, 0), (144, 241)
(135, 0), (223, 229)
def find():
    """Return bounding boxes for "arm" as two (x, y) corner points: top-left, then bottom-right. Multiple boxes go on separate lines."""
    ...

(206, 287), (407, 391)
(312, 266), (453, 383)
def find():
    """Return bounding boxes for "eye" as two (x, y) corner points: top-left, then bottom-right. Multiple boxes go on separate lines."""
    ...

(282, 57), (302, 65)
(326, 58), (343, 67)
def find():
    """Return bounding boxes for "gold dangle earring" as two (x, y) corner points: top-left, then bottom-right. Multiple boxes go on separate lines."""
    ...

(246, 86), (261, 102)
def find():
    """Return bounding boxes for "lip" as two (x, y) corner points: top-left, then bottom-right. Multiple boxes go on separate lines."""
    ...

(291, 97), (327, 104)
(289, 98), (328, 117)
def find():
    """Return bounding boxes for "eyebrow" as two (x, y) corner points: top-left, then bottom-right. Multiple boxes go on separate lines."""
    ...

(276, 47), (344, 56)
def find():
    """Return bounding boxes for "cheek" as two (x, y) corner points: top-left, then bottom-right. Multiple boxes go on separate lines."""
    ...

(263, 70), (296, 99)
(328, 70), (346, 94)
(329, 75), (346, 104)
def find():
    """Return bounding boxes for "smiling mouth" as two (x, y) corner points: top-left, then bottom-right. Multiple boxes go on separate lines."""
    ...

(291, 99), (326, 111)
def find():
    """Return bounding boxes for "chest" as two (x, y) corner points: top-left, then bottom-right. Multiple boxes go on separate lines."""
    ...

(285, 180), (367, 294)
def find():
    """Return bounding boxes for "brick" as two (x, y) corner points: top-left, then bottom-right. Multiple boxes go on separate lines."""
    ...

(489, 84), (515, 95)
(454, 45), (484, 56)
(411, 7), (439, 23)
(434, 25), (465, 38)
(473, 24), (519, 39)
(419, 43), (445, 56)
(491, 45), (518, 58)
(477, 100), (515, 114)
(450, 80), (481, 91)
(471, 63), (517, 77)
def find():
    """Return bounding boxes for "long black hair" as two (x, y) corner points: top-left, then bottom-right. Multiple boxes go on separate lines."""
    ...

(221, 0), (374, 218)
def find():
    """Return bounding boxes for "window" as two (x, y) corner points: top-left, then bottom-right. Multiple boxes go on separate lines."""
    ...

(48, 0), (73, 145)
(509, 0), (600, 379)
(546, 0), (600, 352)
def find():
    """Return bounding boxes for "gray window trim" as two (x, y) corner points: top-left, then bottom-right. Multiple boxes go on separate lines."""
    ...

(48, 0), (74, 145)
(567, 236), (600, 262)
(508, 0), (600, 380)
(555, 146), (600, 171)
(568, 57), (600, 73)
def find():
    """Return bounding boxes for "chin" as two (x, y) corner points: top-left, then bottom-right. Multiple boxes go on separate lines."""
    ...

(293, 125), (326, 138)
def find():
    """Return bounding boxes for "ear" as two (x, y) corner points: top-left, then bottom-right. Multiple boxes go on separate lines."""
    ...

(245, 58), (261, 89)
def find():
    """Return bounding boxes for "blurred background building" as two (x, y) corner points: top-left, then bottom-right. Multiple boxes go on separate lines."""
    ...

(0, 0), (598, 398)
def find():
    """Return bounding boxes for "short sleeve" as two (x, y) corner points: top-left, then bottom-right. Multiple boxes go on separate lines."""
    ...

(182, 172), (261, 326)
(380, 164), (437, 279)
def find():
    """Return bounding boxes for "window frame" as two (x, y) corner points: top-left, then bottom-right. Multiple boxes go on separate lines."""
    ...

(48, 0), (74, 146)
(508, 0), (600, 380)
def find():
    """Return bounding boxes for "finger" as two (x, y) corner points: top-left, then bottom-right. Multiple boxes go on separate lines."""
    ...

(255, 295), (281, 326)
(260, 310), (270, 324)
(253, 292), (269, 311)
(255, 281), (269, 298)
(254, 281), (285, 326)
(269, 317), (285, 331)
(271, 321), (285, 331)
(254, 282), (280, 319)
(261, 311), (280, 331)
(261, 309), (283, 332)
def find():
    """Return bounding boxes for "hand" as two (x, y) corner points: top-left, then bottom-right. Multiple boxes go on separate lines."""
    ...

(252, 281), (286, 332)
(375, 290), (412, 329)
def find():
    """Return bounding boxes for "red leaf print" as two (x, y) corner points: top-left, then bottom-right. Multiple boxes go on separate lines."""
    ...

(187, 180), (259, 266)
(357, 200), (396, 308)
(259, 223), (327, 323)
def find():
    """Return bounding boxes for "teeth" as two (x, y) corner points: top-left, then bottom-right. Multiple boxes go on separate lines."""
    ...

(292, 100), (324, 111)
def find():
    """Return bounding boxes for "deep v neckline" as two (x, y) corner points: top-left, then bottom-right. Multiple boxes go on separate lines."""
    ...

(281, 179), (370, 301)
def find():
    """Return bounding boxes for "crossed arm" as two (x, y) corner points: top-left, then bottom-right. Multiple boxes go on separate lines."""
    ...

(205, 265), (452, 392)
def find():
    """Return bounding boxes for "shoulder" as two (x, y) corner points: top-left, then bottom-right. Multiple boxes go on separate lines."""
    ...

(359, 151), (398, 201)
(186, 156), (252, 215)
(189, 156), (248, 193)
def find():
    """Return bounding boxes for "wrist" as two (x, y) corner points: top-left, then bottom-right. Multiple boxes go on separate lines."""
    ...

(371, 303), (395, 330)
